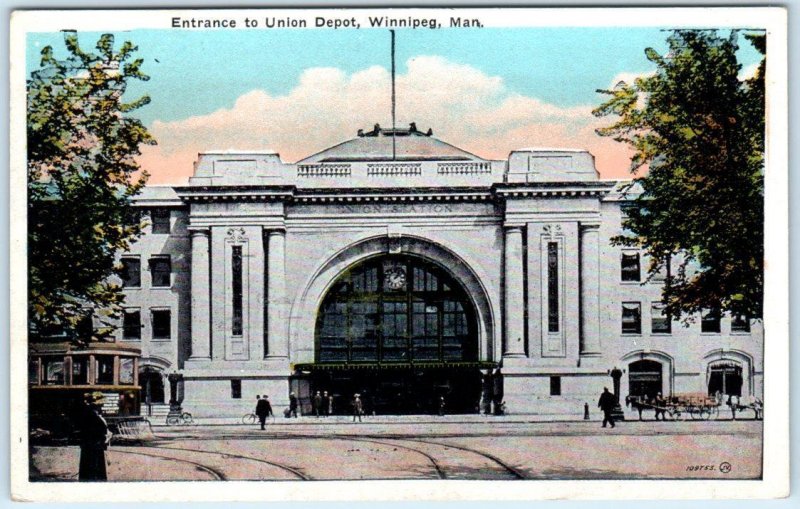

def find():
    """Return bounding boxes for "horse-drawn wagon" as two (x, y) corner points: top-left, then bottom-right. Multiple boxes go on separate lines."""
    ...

(625, 392), (762, 420)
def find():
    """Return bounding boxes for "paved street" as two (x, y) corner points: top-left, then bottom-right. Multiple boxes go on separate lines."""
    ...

(30, 418), (762, 482)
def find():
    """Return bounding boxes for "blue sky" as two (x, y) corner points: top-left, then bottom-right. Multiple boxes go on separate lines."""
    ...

(26, 27), (764, 182)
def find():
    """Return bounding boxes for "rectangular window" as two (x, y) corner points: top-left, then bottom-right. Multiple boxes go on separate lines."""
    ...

(652, 256), (670, 282)
(71, 357), (88, 385)
(95, 356), (114, 385)
(119, 358), (135, 385)
(149, 256), (172, 287)
(43, 358), (64, 385)
(550, 376), (562, 396)
(152, 309), (172, 339)
(232, 246), (243, 336)
(547, 242), (559, 333)
(622, 302), (642, 334)
(651, 303), (671, 334)
(701, 308), (721, 333)
(121, 258), (141, 287)
(621, 252), (641, 282)
(28, 359), (39, 385)
(231, 379), (242, 399)
(151, 208), (171, 234)
(731, 315), (751, 333)
(122, 309), (141, 340)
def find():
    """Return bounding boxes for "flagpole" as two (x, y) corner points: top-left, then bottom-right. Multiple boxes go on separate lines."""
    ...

(390, 29), (396, 161)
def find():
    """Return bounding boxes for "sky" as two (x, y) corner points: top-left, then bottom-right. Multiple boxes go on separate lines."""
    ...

(26, 27), (763, 184)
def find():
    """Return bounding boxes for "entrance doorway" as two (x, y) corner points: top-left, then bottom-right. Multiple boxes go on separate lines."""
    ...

(308, 367), (483, 415)
(139, 369), (165, 405)
(707, 362), (743, 397)
(628, 360), (663, 399)
(312, 255), (485, 414)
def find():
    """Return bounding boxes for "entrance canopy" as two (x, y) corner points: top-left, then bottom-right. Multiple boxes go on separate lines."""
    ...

(294, 361), (497, 372)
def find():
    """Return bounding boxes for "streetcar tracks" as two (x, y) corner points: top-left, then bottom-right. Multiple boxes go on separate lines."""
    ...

(139, 445), (311, 480)
(346, 437), (447, 479)
(111, 448), (226, 480)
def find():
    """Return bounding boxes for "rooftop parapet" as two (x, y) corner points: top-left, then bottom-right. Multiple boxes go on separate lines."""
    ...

(188, 150), (291, 186)
(506, 148), (599, 183)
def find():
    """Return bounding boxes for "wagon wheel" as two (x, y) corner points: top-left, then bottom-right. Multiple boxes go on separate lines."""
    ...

(668, 407), (685, 421)
(708, 406), (720, 420)
(698, 406), (712, 420)
(166, 415), (181, 426)
(689, 405), (702, 420)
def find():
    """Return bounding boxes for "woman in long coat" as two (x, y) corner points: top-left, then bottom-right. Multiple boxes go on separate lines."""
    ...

(78, 393), (111, 481)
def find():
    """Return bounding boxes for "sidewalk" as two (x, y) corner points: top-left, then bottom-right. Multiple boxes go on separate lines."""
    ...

(150, 412), (623, 427)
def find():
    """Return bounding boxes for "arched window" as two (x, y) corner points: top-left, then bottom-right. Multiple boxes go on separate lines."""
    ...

(628, 359), (663, 399)
(316, 256), (477, 364)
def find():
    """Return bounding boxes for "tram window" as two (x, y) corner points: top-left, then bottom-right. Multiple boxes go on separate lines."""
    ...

(119, 358), (135, 385)
(28, 359), (39, 385)
(42, 358), (64, 385)
(96, 357), (114, 385)
(72, 357), (88, 385)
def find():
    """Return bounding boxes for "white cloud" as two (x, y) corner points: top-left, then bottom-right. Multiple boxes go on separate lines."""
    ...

(139, 55), (634, 183)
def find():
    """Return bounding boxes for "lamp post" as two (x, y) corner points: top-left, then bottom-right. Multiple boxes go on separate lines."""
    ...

(608, 366), (625, 421)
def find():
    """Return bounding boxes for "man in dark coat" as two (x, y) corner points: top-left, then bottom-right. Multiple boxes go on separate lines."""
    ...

(255, 395), (272, 430)
(288, 392), (299, 417)
(598, 387), (617, 428)
(78, 392), (111, 481)
(313, 391), (322, 417)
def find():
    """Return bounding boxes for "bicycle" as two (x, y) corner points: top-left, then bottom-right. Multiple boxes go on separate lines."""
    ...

(242, 412), (257, 425)
(166, 412), (194, 426)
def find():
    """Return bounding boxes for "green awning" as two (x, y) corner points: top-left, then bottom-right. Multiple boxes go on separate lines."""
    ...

(293, 361), (498, 372)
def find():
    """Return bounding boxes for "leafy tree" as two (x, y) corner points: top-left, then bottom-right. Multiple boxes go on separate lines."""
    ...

(28, 32), (155, 343)
(593, 30), (765, 321)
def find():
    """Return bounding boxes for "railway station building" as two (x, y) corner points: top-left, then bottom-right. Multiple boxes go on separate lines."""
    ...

(118, 124), (764, 418)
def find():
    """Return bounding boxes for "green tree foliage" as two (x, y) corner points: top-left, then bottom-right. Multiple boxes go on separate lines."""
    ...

(28, 32), (155, 343)
(593, 30), (765, 321)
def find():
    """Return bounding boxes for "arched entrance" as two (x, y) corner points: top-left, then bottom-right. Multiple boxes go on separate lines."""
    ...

(707, 361), (743, 398)
(628, 360), (664, 400)
(306, 254), (486, 414)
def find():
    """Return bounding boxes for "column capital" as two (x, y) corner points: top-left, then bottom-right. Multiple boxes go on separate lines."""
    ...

(264, 228), (286, 237)
(503, 224), (525, 232)
(580, 223), (601, 232)
(188, 227), (210, 237)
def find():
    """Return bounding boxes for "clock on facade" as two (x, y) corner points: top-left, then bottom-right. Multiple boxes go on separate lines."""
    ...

(383, 265), (407, 290)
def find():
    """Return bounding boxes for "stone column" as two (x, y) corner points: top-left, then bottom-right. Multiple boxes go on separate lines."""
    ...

(266, 229), (288, 358)
(503, 225), (526, 357)
(580, 224), (602, 356)
(189, 229), (211, 359)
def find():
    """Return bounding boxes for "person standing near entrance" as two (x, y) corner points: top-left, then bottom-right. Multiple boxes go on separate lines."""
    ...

(313, 391), (322, 417)
(78, 392), (112, 481)
(352, 393), (363, 423)
(598, 387), (617, 428)
(322, 391), (331, 416)
(327, 392), (334, 416)
(438, 396), (446, 416)
(255, 395), (272, 430)
(288, 392), (299, 418)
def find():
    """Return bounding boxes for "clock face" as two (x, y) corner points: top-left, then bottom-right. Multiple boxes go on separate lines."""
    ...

(384, 266), (407, 291)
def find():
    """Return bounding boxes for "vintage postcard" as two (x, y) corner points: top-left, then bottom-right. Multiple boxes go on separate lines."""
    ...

(9, 6), (789, 502)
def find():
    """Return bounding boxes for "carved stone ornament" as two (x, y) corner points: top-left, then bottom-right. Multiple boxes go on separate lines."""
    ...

(226, 227), (247, 242)
(543, 224), (563, 239)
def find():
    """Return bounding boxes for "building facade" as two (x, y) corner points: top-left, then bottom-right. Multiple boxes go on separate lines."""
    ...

(119, 125), (763, 417)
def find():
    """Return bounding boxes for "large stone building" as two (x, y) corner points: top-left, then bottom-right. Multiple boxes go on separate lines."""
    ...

(120, 124), (763, 418)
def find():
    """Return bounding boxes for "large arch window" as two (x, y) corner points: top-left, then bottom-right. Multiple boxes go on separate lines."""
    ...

(316, 256), (477, 364)
(628, 359), (663, 399)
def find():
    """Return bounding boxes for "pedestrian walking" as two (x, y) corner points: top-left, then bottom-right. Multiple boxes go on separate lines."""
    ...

(352, 393), (363, 423)
(326, 391), (334, 417)
(289, 392), (299, 418)
(598, 387), (617, 428)
(77, 392), (112, 481)
(255, 394), (272, 430)
(313, 391), (322, 417)
(438, 396), (446, 416)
